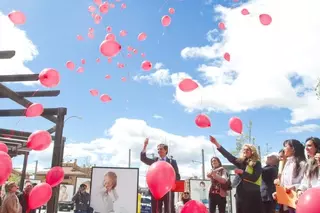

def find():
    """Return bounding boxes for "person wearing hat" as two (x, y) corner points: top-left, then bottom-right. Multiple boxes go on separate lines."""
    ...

(140, 138), (181, 213)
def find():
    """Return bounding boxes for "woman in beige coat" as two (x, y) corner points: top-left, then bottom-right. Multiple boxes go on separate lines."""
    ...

(1, 182), (22, 213)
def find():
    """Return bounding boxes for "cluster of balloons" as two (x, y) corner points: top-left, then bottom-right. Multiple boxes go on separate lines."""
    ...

(90, 89), (112, 102)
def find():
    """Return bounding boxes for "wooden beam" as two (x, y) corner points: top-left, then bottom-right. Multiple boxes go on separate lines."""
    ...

(0, 83), (57, 123)
(0, 50), (15, 59)
(0, 74), (39, 82)
(0, 90), (60, 98)
(0, 108), (61, 117)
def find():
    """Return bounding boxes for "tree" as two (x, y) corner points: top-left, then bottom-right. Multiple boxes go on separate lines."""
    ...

(8, 174), (20, 185)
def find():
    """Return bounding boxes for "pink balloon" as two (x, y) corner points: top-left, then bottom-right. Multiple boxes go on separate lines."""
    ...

(127, 53), (132, 57)
(146, 161), (176, 199)
(181, 200), (208, 213)
(169, 8), (175, 14)
(39, 68), (60, 88)
(27, 130), (51, 151)
(105, 75), (111, 79)
(8, 11), (26, 25)
(121, 3), (127, 9)
(29, 183), (52, 210)
(224, 52), (230, 61)
(110, 3), (115, 8)
(25, 103), (44, 117)
(94, 14), (102, 24)
(218, 22), (226, 30)
(178, 79), (199, 92)
(106, 33), (116, 41)
(0, 151), (13, 185)
(99, 2), (108, 13)
(133, 49), (138, 54)
(259, 14), (272, 26)
(76, 35), (83, 40)
(127, 46), (133, 51)
(46, 166), (64, 187)
(100, 40), (121, 57)
(96, 58), (100, 63)
(296, 188), (320, 213)
(77, 67), (84, 73)
(120, 30), (127, 37)
(108, 57), (112, 63)
(229, 117), (243, 134)
(141, 53), (145, 57)
(161, 15), (171, 27)
(117, 63), (125, 68)
(241, 8), (249, 15)
(88, 32), (94, 39)
(121, 77), (126, 82)
(89, 27), (94, 33)
(94, 0), (102, 6)
(81, 59), (86, 64)
(100, 94), (112, 102)
(138, 32), (147, 41)
(106, 26), (112, 32)
(90, 89), (99, 96)
(141, 60), (152, 71)
(66, 61), (75, 70)
(0, 143), (8, 153)
(195, 114), (211, 128)
(88, 5), (96, 12)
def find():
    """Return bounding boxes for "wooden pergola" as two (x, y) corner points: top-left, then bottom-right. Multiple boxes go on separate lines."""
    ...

(0, 50), (67, 213)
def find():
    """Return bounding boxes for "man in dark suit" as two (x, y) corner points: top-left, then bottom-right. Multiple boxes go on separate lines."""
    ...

(17, 181), (36, 213)
(140, 138), (180, 213)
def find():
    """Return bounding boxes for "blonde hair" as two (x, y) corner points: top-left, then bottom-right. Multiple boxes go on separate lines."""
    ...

(5, 182), (17, 193)
(103, 171), (117, 189)
(237, 144), (260, 167)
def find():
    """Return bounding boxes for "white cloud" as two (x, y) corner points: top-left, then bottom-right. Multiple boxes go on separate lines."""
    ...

(154, 62), (164, 70)
(227, 129), (241, 137)
(0, 12), (38, 85)
(152, 114), (163, 119)
(16, 118), (223, 186)
(279, 124), (320, 134)
(177, 0), (320, 124)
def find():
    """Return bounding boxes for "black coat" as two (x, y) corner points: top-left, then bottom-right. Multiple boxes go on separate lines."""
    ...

(260, 165), (278, 202)
(17, 192), (36, 213)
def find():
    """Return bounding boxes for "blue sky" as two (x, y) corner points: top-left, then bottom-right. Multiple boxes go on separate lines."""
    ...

(1, 0), (320, 175)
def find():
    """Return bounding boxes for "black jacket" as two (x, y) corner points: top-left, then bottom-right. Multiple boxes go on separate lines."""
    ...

(17, 192), (36, 213)
(140, 152), (181, 180)
(260, 165), (278, 201)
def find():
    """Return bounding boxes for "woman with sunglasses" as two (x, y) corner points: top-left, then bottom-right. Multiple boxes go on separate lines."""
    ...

(175, 192), (191, 213)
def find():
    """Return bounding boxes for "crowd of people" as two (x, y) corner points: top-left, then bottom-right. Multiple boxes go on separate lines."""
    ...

(141, 136), (320, 213)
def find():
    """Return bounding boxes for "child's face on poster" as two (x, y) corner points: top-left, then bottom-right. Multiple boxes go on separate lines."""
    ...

(104, 175), (113, 189)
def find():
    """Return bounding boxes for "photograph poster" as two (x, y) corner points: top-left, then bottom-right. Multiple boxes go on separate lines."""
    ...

(59, 184), (74, 202)
(189, 180), (211, 208)
(75, 177), (91, 193)
(90, 167), (139, 213)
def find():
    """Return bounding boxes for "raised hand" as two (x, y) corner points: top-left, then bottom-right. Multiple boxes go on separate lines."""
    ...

(143, 138), (149, 148)
(209, 135), (221, 148)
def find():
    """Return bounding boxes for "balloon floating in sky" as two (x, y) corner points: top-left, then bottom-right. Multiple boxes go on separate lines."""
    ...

(105, 75), (111, 79)
(117, 63), (125, 69)
(241, 9), (249, 15)
(0, 143), (8, 153)
(96, 58), (100, 63)
(25, 103), (44, 117)
(100, 94), (112, 102)
(76, 35), (83, 40)
(94, 14), (102, 24)
(138, 32), (147, 41)
(218, 22), (226, 30)
(106, 26), (112, 32)
(77, 67), (84, 73)
(99, 2), (108, 13)
(0, 151), (12, 185)
(66, 61), (75, 70)
(169, 8), (175, 14)
(229, 117), (243, 134)
(88, 5), (96, 13)
(259, 14), (272, 26)
(94, 0), (102, 6)
(120, 30), (127, 37)
(141, 60), (152, 71)
(27, 130), (52, 151)
(178, 79), (199, 92)
(81, 59), (86, 64)
(195, 114), (211, 128)
(46, 166), (64, 188)
(88, 32), (94, 39)
(8, 11), (26, 25)
(106, 33), (116, 41)
(121, 3), (127, 9)
(90, 89), (99, 96)
(161, 15), (171, 27)
(100, 40), (121, 57)
(121, 77), (126, 82)
(224, 52), (230, 61)
(39, 68), (60, 88)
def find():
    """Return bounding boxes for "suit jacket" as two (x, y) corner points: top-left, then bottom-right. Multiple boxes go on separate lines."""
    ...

(140, 152), (181, 180)
(17, 192), (36, 213)
(260, 165), (278, 202)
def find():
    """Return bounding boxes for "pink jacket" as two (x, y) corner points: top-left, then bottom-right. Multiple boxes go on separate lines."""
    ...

(208, 168), (228, 198)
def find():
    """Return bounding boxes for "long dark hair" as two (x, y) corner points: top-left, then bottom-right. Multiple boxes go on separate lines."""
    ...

(283, 139), (306, 178)
(305, 137), (320, 179)
(210, 157), (222, 168)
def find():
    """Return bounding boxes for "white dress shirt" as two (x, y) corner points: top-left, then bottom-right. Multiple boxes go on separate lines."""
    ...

(280, 156), (306, 188)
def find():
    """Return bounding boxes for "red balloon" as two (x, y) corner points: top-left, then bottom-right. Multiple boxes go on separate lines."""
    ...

(25, 103), (44, 117)
(296, 187), (320, 213)
(241, 8), (249, 15)
(88, 5), (96, 12)
(224, 52), (230, 61)
(146, 161), (176, 200)
(229, 117), (243, 134)
(218, 22), (225, 30)
(77, 67), (84, 73)
(81, 59), (86, 64)
(106, 26), (112, 32)
(121, 3), (127, 9)
(0, 142), (8, 153)
(46, 166), (64, 187)
(259, 14), (272, 26)
(0, 151), (13, 185)
(76, 35), (83, 40)
(100, 40), (121, 57)
(29, 183), (52, 210)
(8, 11), (26, 25)
(105, 33), (116, 41)
(120, 30), (127, 37)
(178, 79), (199, 92)
(27, 130), (51, 151)
(100, 94), (112, 102)
(94, 0), (102, 6)
(90, 89), (99, 96)
(94, 14), (102, 24)
(195, 114), (211, 128)
(138, 32), (147, 41)
(66, 61), (75, 70)
(141, 60), (152, 71)
(161, 15), (171, 27)
(39, 68), (60, 88)
(99, 2), (108, 13)
(181, 200), (208, 213)
(169, 8), (175, 14)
